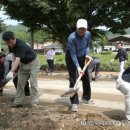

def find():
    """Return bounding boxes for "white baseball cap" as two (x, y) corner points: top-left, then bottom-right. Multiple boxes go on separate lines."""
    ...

(76, 19), (87, 29)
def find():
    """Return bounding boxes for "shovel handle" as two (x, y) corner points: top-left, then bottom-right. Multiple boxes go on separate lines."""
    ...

(74, 56), (91, 89)
(83, 56), (91, 72)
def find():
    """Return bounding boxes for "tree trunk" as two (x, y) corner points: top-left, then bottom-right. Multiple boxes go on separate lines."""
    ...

(101, 45), (104, 51)
(30, 29), (34, 49)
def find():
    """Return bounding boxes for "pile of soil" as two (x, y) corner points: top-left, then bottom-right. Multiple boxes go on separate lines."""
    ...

(0, 94), (129, 130)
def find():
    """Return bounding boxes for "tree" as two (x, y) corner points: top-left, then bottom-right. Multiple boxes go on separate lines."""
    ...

(93, 34), (108, 51)
(67, 0), (130, 32)
(0, 18), (6, 51)
(0, 5), (6, 33)
(0, 0), (130, 49)
(0, 19), (6, 33)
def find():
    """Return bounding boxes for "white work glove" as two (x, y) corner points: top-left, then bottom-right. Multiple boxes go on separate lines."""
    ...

(77, 67), (84, 76)
(6, 71), (14, 80)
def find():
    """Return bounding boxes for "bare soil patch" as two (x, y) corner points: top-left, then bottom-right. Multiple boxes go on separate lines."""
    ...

(0, 93), (129, 130)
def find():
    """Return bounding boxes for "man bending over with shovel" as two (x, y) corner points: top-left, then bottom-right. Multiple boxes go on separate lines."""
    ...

(65, 19), (93, 112)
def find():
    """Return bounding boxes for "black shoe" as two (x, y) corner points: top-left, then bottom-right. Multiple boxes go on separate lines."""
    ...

(10, 103), (23, 108)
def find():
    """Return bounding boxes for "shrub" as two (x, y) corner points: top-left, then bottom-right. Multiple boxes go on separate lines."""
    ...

(100, 62), (119, 72)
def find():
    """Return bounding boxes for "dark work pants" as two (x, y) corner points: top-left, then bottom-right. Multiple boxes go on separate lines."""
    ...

(65, 52), (91, 104)
(0, 64), (5, 94)
(47, 59), (54, 72)
(13, 75), (30, 96)
(0, 89), (3, 94)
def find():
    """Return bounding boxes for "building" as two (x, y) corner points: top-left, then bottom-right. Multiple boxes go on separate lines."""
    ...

(108, 35), (130, 51)
(34, 42), (63, 54)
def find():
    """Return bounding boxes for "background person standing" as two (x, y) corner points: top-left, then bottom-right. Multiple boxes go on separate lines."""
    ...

(46, 48), (55, 74)
(111, 43), (128, 73)
(66, 18), (93, 112)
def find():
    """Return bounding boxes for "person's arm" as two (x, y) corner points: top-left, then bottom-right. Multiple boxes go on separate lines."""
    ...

(114, 51), (119, 60)
(6, 57), (20, 80)
(85, 31), (91, 56)
(123, 49), (128, 61)
(4, 61), (10, 79)
(68, 37), (80, 68)
(52, 50), (55, 60)
(111, 51), (119, 62)
(10, 57), (20, 73)
(4, 53), (15, 78)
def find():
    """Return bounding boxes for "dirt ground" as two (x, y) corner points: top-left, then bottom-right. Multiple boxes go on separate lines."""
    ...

(0, 74), (130, 130)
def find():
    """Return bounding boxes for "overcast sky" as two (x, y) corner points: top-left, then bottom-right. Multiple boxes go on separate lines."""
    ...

(0, 10), (19, 25)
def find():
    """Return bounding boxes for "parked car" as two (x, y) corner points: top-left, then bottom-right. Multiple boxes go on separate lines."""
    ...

(55, 49), (63, 55)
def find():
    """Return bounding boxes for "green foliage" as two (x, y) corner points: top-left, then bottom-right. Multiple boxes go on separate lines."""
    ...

(0, 18), (6, 33)
(38, 51), (130, 71)
(1, 0), (130, 49)
(100, 62), (119, 72)
(91, 52), (114, 63)
(2, 25), (50, 45)
(34, 30), (52, 44)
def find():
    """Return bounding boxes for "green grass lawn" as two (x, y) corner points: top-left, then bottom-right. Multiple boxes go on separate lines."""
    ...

(38, 52), (130, 71)
(38, 52), (127, 65)
(91, 52), (116, 63)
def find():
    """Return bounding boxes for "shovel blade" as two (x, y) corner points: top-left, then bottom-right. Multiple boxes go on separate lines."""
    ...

(60, 87), (80, 97)
(0, 80), (9, 89)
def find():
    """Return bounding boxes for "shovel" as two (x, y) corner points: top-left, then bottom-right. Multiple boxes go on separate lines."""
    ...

(0, 79), (11, 89)
(61, 57), (91, 97)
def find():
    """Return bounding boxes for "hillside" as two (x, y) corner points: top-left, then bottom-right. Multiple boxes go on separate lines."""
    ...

(106, 28), (130, 39)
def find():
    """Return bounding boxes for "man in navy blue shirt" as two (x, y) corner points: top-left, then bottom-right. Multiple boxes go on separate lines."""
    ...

(66, 19), (93, 112)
